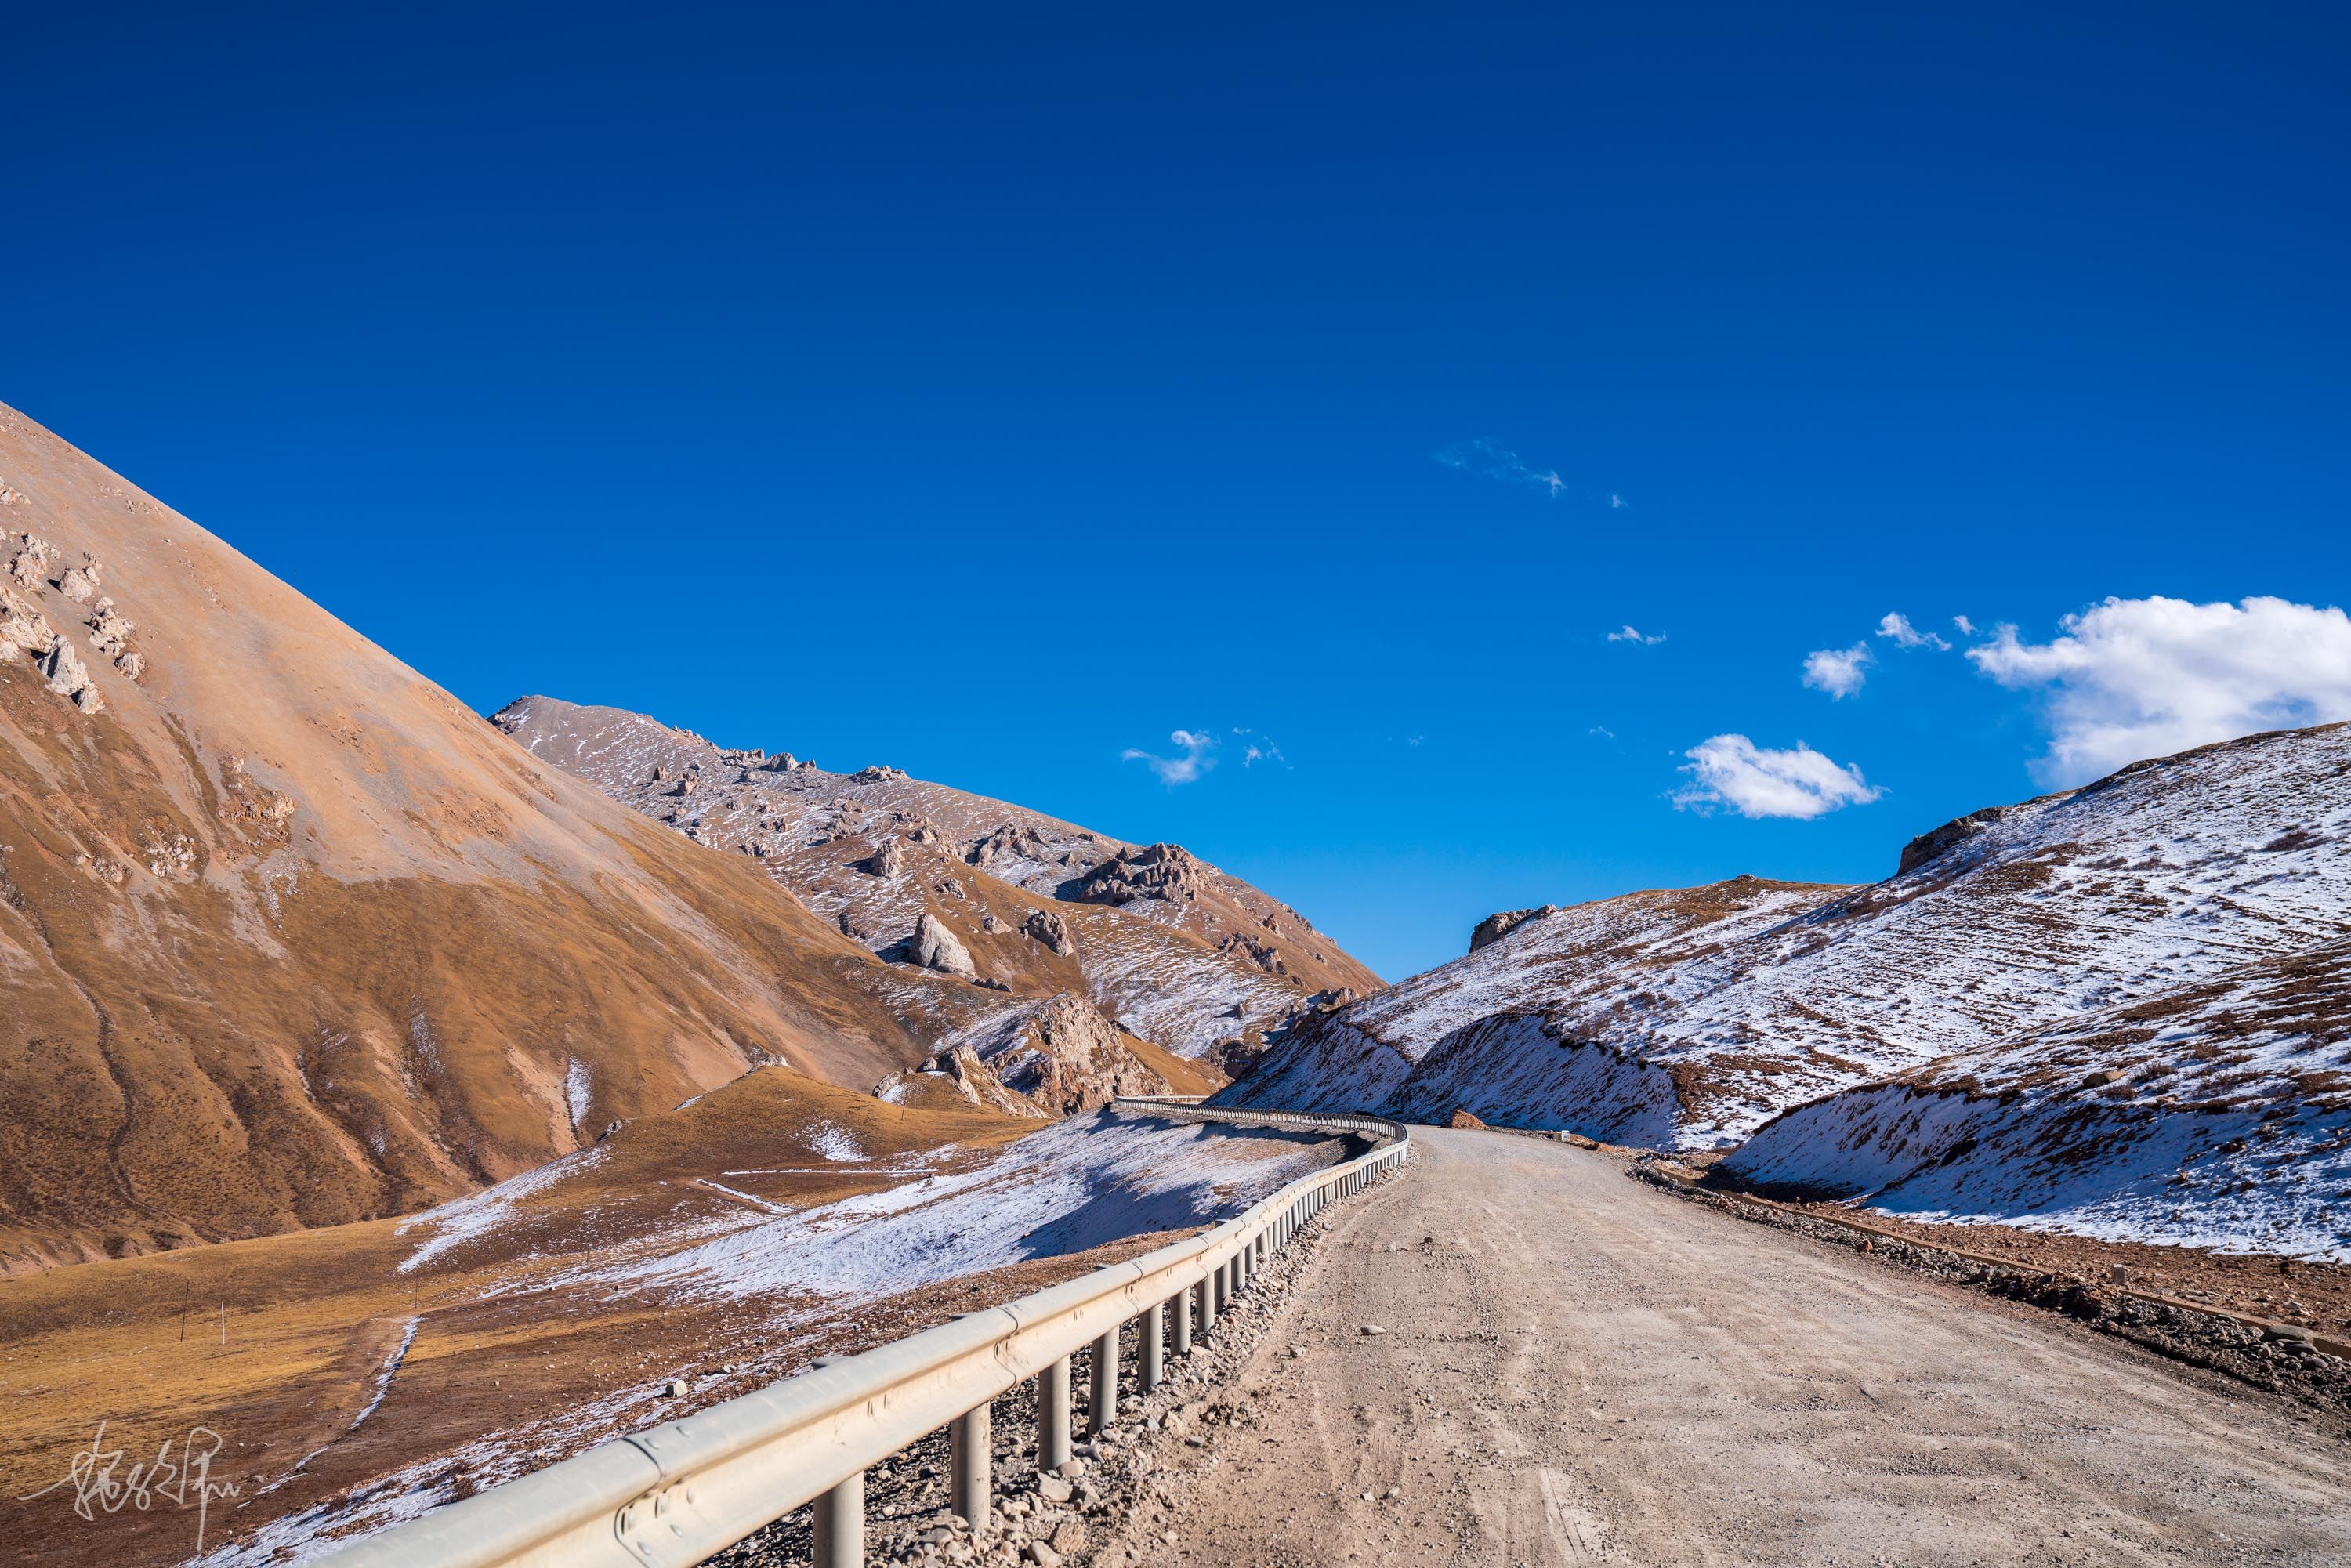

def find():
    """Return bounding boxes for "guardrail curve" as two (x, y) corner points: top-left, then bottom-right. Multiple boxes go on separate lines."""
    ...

(314, 1099), (1411, 1568)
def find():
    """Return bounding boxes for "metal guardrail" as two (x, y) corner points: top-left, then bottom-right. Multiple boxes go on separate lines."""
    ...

(315, 1100), (1409, 1568)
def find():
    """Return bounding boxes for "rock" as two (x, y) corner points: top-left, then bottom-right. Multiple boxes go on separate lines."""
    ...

(6, 534), (50, 589)
(2083, 1068), (2128, 1088)
(38, 636), (100, 712)
(1359, 1324), (1387, 1337)
(113, 649), (146, 682)
(1023, 908), (1077, 957)
(868, 836), (909, 877)
(1448, 1109), (1487, 1129)
(1066, 842), (1208, 907)
(983, 913), (1009, 934)
(85, 597), (134, 655)
(1025, 1544), (1062, 1568)
(665, 1379), (689, 1396)
(1896, 805), (2020, 876)
(1035, 1474), (1074, 1504)
(914, 912), (978, 978)
(56, 558), (103, 604)
(850, 764), (907, 784)
(1469, 905), (1557, 952)
(1046, 1521), (1087, 1554)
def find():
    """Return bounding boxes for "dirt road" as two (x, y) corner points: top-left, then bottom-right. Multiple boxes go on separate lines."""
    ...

(1123, 1128), (2351, 1566)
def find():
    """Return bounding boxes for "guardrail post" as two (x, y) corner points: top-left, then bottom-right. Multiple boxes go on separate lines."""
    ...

(1172, 1282), (1192, 1356)
(1089, 1324), (1120, 1432)
(1198, 1273), (1217, 1335)
(812, 1470), (864, 1568)
(1141, 1300), (1164, 1391)
(1038, 1356), (1072, 1472)
(952, 1402), (991, 1530)
(1213, 1257), (1230, 1314)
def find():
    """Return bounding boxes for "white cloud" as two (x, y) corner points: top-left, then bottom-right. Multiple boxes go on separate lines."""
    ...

(1875, 612), (1951, 651)
(1672, 735), (1886, 820)
(1607, 625), (1667, 646)
(1121, 729), (1217, 786)
(1232, 727), (1286, 768)
(1609, 493), (1628, 509)
(1968, 594), (2351, 784)
(1953, 614), (1977, 637)
(1433, 438), (1567, 500)
(1801, 642), (1872, 698)
(1588, 726), (1616, 740)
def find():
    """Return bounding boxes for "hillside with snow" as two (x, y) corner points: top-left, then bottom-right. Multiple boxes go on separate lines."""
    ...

(1221, 722), (2351, 1256)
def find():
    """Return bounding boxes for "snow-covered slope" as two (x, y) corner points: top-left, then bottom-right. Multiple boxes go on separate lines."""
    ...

(1725, 938), (2351, 1260)
(1222, 723), (2351, 1258)
(494, 697), (1380, 1064)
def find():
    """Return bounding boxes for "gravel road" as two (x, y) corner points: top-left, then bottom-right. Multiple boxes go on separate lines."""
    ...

(1119, 1128), (2351, 1567)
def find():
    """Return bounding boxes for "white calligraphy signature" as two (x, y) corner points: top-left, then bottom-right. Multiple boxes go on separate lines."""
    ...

(20, 1421), (241, 1552)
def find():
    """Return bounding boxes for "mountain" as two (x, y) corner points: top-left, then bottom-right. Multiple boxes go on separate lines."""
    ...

(490, 697), (1382, 1071)
(1219, 723), (2351, 1255)
(0, 403), (1007, 1271)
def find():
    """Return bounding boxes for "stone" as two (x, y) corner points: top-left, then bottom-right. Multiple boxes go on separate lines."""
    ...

(1023, 908), (1077, 957)
(665, 1379), (689, 1396)
(870, 836), (910, 877)
(1035, 1474), (1074, 1504)
(1448, 1109), (1487, 1129)
(1024, 1544), (1062, 1568)
(1469, 905), (1557, 952)
(1067, 842), (1206, 907)
(56, 558), (102, 604)
(38, 636), (100, 709)
(914, 912), (978, 978)
(1046, 1521), (1087, 1554)
(113, 649), (146, 682)
(1359, 1324), (1386, 1336)
(983, 913), (1009, 934)
(85, 596), (134, 654)
(5, 535), (49, 589)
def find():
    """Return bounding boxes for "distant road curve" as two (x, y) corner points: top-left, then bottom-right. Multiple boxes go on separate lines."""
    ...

(1128, 1128), (2351, 1566)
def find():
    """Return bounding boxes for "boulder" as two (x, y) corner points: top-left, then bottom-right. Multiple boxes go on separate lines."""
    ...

(1067, 842), (1208, 906)
(55, 557), (103, 604)
(1469, 905), (1556, 952)
(913, 911), (977, 978)
(1023, 907), (1077, 956)
(867, 836), (908, 878)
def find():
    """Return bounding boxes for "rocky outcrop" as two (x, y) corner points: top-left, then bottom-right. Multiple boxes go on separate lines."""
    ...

(1023, 907), (1077, 956)
(1895, 806), (2022, 876)
(875, 1045), (1051, 1119)
(55, 556), (102, 604)
(1469, 905), (1558, 952)
(913, 911), (978, 978)
(38, 636), (102, 713)
(1068, 842), (1208, 907)
(867, 835), (909, 878)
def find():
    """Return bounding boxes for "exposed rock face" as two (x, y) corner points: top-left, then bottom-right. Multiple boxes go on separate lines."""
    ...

(868, 835), (908, 878)
(875, 1045), (1050, 1119)
(37, 636), (101, 712)
(1069, 842), (1208, 907)
(926, 994), (1177, 1116)
(849, 765), (907, 784)
(913, 911), (978, 978)
(1217, 929), (1287, 975)
(1023, 907), (1077, 956)
(55, 557), (102, 604)
(1895, 806), (2023, 876)
(6, 533), (50, 589)
(968, 821), (1056, 873)
(1469, 905), (1558, 952)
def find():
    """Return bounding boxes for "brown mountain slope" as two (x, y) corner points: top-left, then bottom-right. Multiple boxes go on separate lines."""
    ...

(0, 401), (998, 1273)
(491, 696), (1385, 1066)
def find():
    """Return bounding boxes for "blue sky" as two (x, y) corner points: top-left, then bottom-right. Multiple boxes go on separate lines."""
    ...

(7, 4), (2347, 980)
